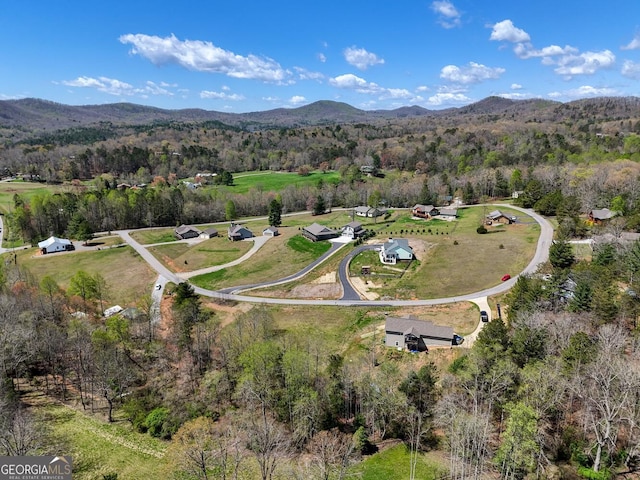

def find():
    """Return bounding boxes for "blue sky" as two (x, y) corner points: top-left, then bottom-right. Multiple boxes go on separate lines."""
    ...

(2, 0), (640, 112)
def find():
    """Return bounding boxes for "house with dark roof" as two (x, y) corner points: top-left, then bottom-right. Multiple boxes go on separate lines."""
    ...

(199, 227), (219, 239)
(175, 225), (202, 240)
(588, 208), (616, 224)
(302, 223), (339, 242)
(227, 223), (253, 241)
(342, 221), (365, 240)
(486, 210), (515, 224)
(385, 316), (461, 351)
(412, 204), (439, 219)
(379, 238), (413, 265)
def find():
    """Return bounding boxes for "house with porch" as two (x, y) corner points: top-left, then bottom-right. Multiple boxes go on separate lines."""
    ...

(412, 204), (439, 219)
(588, 208), (616, 224)
(385, 316), (460, 351)
(379, 238), (413, 265)
(302, 223), (339, 242)
(486, 210), (514, 224)
(227, 223), (253, 241)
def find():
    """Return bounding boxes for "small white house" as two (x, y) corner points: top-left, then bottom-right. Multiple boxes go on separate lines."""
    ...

(263, 226), (279, 237)
(38, 236), (73, 254)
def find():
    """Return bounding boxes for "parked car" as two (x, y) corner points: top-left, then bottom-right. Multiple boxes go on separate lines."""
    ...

(453, 334), (464, 345)
(480, 310), (489, 322)
(501, 274), (511, 281)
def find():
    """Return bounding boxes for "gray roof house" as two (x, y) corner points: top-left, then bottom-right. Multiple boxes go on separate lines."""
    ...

(354, 206), (386, 218)
(379, 238), (413, 265)
(302, 223), (339, 242)
(175, 224), (202, 239)
(342, 221), (365, 239)
(412, 204), (439, 219)
(438, 208), (458, 218)
(199, 227), (219, 239)
(486, 210), (514, 224)
(589, 208), (616, 223)
(263, 226), (279, 237)
(385, 316), (460, 351)
(227, 224), (253, 241)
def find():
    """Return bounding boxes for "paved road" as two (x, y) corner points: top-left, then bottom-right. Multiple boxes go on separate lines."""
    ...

(115, 203), (553, 307)
(218, 238), (349, 294)
(338, 244), (381, 301)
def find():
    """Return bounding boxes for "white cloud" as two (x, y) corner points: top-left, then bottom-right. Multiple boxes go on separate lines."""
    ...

(317, 53), (327, 63)
(548, 85), (620, 99)
(416, 85), (430, 92)
(498, 92), (532, 100)
(343, 46), (384, 70)
(511, 83), (522, 90)
(514, 43), (578, 60)
(62, 76), (135, 96)
(426, 92), (471, 106)
(328, 73), (412, 99)
(431, 1), (461, 28)
(490, 20), (530, 43)
(622, 34), (640, 50)
(294, 67), (324, 81)
(329, 73), (379, 92)
(200, 90), (245, 100)
(119, 33), (288, 82)
(440, 62), (505, 84)
(622, 60), (640, 79)
(143, 81), (174, 96)
(552, 50), (615, 77)
(289, 95), (307, 105)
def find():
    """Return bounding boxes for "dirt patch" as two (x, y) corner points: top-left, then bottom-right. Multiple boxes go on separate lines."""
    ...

(350, 276), (380, 300)
(289, 283), (342, 299)
(311, 271), (336, 284)
(408, 238), (434, 261)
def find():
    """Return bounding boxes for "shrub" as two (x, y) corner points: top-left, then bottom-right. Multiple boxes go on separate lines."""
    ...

(499, 244), (504, 249)
(453, 240), (459, 245)
(144, 407), (170, 438)
(577, 466), (612, 480)
(477, 225), (488, 234)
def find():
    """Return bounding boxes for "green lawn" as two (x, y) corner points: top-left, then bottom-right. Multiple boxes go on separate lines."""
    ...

(190, 233), (339, 290)
(350, 444), (447, 480)
(38, 402), (167, 480)
(0, 180), (65, 214)
(351, 206), (539, 299)
(148, 237), (253, 272)
(214, 170), (342, 194)
(17, 245), (156, 305)
(129, 228), (178, 245)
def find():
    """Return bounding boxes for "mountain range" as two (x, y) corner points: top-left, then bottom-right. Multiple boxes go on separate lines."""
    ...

(2, 96), (640, 135)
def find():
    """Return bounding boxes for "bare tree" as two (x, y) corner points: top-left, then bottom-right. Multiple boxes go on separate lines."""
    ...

(306, 428), (356, 480)
(244, 411), (292, 480)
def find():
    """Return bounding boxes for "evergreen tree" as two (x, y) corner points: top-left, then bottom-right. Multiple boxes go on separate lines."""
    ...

(549, 239), (575, 269)
(313, 195), (326, 215)
(267, 198), (282, 227)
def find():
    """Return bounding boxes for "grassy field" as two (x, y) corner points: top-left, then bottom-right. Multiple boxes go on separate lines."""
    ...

(34, 398), (167, 480)
(215, 170), (342, 194)
(17, 245), (157, 305)
(346, 206), (539, 299)
(349, 444), (447, 479)
(129, 228), (178, 245)
(147, 236), (253, 272)
(0, 180), (66, 213)
(188, 211), (351, 290)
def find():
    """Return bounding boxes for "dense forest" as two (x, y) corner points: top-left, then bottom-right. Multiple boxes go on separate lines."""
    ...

(3, 96), (640, 479)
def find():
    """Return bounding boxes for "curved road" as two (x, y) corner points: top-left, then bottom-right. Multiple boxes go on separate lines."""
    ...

(118, 204), (553, 307)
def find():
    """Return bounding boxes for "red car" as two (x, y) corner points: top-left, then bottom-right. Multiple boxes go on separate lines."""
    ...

(501, 274), (511, 281)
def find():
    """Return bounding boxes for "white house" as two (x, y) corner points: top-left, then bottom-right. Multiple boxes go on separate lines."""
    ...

(379, 238), (413, 265)
(38, 236), (74, 254)
(342, 221), (365, 240)
(263, 226), (279, 237)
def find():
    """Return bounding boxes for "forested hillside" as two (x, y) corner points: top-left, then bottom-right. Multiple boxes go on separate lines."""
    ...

(3, 96), (640, 479)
